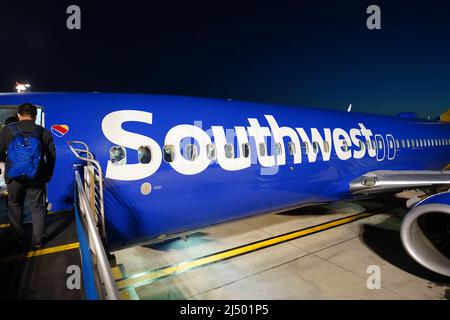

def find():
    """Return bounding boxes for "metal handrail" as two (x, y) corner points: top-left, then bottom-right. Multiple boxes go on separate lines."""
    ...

(75, 171), (120, 300)
(67, 140), (105, 238)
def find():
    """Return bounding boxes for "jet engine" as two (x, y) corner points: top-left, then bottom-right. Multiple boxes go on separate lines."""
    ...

(401, 191), (450, 276)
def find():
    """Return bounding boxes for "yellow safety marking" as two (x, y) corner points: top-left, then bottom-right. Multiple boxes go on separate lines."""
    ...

(119, 290), (133, 300)
(0, 242), (80, 263)
(117, 211), (376, 290)
(112, 265), (126, 281)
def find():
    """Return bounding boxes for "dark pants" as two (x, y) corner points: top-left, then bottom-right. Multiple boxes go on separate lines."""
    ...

(7, 180), (46, 244)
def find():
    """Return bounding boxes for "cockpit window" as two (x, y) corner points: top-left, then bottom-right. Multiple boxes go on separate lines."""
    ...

(110, 146), (126, 166)
(138, 146), (152, 164)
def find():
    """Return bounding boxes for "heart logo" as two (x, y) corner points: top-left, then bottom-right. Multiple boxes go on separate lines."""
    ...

(51, 124), (69, 137)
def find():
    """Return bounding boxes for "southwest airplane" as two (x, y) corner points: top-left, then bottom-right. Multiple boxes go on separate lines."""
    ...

(0, 92), (448, 277)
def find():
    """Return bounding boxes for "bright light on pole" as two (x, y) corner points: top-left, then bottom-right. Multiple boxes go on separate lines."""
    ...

(15, 82), (31, 93)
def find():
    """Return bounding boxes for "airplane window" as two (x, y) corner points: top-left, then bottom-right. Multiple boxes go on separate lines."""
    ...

(358, 140), (365, 151)
(225, 143), (234, 159)
(419, 140), (422, 147)
(434, 139), (438, 146)
(312, 141), (319, 154)
(274, 142), (282, 156)
(442, 139), (445, 145)
(427, 139), (431, 147)
(164, 145), (176, 163)
(342, 141), (349, 152)
(242, 143), (250, 158)
(288, 141), (296, 155)
(185, 144), (198, 161)
(259, 143), (266, 156)
(138, 146), (152, 164)
(301, 142), (309, 154)
(406, 140), (410, 148)
(206, 144), (216, 160)
(411, 140), (415, 148)
(401, 139), (405, 148)
(415, 139), (418, 147)
(324, 141), (330, 153)
(110, 146), (127, 166)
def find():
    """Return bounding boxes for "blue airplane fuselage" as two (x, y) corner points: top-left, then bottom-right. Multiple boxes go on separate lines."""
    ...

(0, 92), (449, 250)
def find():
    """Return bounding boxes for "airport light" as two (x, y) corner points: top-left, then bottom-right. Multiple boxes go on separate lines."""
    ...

(15, 82), (31, 93)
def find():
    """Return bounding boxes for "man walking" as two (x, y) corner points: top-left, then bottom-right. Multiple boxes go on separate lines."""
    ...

(0, 103), (56, 249)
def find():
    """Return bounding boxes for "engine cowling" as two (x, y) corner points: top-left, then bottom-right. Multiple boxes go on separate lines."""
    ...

(400, 192), (450, 276)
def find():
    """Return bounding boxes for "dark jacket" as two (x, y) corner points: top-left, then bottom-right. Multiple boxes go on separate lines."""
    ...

(0, 120), (56, 185)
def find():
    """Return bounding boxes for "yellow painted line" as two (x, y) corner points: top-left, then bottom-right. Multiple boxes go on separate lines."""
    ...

(117, 210), (379, 290)
(0, 242), (80, 263)
(111, 265), (126, 281)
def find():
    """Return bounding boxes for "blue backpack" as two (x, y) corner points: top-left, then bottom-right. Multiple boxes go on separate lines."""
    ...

(7, 124), (42, 180)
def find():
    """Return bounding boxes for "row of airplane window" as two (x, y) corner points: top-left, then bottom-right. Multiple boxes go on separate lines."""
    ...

(109, 137), (450, 165)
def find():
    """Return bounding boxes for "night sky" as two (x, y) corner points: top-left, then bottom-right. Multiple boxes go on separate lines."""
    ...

(1, 1), (450, 118)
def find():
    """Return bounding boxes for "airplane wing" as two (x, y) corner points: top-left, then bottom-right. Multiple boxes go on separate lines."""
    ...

(349, 170), (450, 195)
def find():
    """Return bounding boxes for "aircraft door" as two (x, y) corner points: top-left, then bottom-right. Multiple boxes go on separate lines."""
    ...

(374, 134), (385, 161)
(385, 134), (396, 160)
